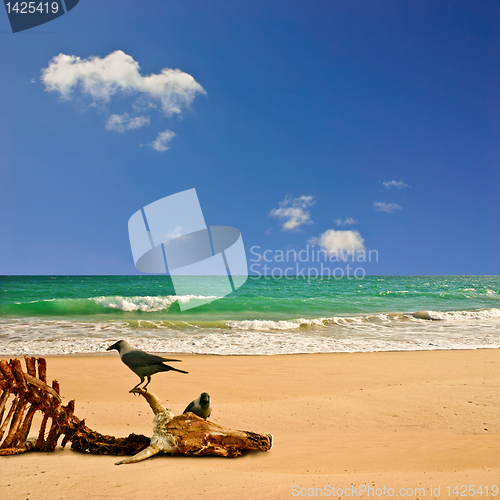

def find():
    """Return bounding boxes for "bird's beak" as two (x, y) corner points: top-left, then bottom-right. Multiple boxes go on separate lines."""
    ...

(106, 342), (117, 351)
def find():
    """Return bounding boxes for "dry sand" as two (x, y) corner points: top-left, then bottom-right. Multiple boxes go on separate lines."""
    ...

(1, 349), (499, 499)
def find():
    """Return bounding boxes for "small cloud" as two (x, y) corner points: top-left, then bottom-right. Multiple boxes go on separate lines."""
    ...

(382, 180), (408, 189)
(150, 129), (176, 152)
(127, 116), (150, 129)
(310, 229), (365, 257)
(270, 195), (315, 231)
(30, 78), (36, 84)
(335, 217), (357, 226)
(374, 202), (403, 213)
(105, 113), (150, 133)
(166, 225), (183, 240)
(163, 225), (194, 242)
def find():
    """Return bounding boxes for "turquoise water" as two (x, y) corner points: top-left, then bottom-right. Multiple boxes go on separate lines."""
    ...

(1, 275), (499, 355)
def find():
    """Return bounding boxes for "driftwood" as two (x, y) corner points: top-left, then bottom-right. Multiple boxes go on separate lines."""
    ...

(0, 357), (272, 462)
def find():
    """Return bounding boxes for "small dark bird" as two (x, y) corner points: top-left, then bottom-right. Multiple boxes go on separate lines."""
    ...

(183, 392), (212, 419)
(106, 340), (188, 391)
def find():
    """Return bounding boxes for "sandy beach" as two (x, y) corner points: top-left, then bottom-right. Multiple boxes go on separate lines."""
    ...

(1, 349), (499, 499)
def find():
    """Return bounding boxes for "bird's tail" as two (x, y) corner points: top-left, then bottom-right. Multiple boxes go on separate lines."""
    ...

(162, 364), (188, 374)
(172, 367), (189, 374)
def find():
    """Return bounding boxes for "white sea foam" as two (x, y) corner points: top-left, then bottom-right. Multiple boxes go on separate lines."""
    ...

(1, 327), (499, 357)
(425, 308), (500, 320)
(1, 308), (500, 356)
(226, 308), (500, 331)
(93, 295), (220, 312)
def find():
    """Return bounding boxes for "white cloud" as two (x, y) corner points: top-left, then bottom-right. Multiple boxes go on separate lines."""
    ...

(374, 202), (403, 213)
(41, 50), (205, 116)
(150, 129), (176, 152)
(128, 116), (150, 129)
(310, 229), (365, 256)
(166, 225), (183, 240)
(41, 50), (205, 150)
(105, 113), (150, 133)
(270, 195), (315, 231)
(382, 180), (408, 189)
(335, 217), (357, 226)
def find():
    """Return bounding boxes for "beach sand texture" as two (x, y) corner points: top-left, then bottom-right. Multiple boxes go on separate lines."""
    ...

(1, 349), (499, 499)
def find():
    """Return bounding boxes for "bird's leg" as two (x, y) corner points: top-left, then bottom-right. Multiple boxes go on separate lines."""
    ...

(142, 376), (152, 391)
(130, 377), (145, 394)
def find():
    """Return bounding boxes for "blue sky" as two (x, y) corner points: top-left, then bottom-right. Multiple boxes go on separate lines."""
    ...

(0, 0), (498, 275)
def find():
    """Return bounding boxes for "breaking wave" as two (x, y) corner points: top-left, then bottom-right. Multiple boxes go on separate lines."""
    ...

(0, 295), (222, 316)
(93, 295), (220, 312)
(225, 308), (500, 331)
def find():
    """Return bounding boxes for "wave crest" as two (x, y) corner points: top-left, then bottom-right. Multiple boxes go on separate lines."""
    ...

(226, 308), (500, 331)
(94, 295), (220, 312)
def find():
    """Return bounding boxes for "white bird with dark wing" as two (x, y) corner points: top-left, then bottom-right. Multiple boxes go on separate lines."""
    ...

(106, 340), (188, 391)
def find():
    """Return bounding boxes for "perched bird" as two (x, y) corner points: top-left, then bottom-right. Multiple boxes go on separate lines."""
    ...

(183, 392), (212, 419)
(106, 340), (188, 391)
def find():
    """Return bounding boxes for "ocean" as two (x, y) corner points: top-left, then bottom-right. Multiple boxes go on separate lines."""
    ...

(0, 275), (499, 356)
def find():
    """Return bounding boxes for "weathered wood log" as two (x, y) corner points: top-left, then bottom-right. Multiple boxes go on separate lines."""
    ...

(0, 357), (273, 462)
(115, 389), (272, 464)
